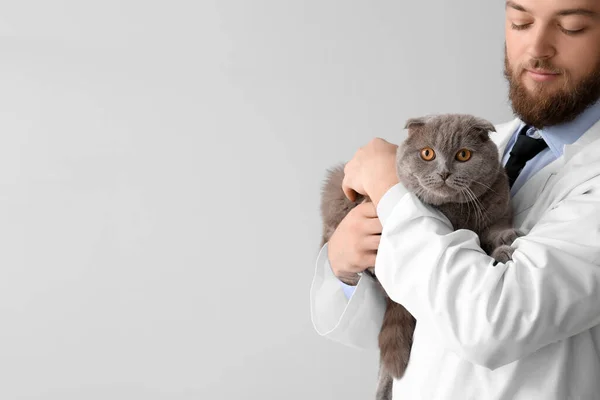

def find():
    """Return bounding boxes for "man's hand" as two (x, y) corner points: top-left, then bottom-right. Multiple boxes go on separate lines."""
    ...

(328, 201), (383, 283)
(342, 138), (400, 208)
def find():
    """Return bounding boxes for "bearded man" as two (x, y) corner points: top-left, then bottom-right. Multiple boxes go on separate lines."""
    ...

(310, 1), (600, 398)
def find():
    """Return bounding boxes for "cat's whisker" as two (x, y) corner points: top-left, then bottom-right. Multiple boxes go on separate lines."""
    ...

(458, 187), (473, 222)
(465, 186), (481, 225)
(466, 188), (484, 228)
(458, 188), (468, 219)
(463, 187), (477, 225)
(454, 183), (471, 204)
(412, 186), (428, 202)
(465, 185), (490, 229)
(470, 180), (499, 194)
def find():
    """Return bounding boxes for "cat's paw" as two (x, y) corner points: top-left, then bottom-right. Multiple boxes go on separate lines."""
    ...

(491, 244), (514, 264)
(496, 228), (523, 247)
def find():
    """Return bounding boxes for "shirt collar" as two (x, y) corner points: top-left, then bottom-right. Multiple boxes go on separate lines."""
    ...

(516, 99), (600, 158)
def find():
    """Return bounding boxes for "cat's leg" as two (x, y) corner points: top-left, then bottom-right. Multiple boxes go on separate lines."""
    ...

(378, 300), (415, 378)
(375, 362), (394, 400)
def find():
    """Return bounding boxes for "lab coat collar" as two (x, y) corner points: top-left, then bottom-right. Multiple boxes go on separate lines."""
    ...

(562, 116), (600, 164)
(492, 118), (522, 156)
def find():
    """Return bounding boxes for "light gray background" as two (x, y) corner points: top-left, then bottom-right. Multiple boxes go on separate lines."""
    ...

(0, 1), (512, 399)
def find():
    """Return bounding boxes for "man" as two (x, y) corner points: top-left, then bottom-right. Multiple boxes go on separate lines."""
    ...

(310, 0), (600, 398)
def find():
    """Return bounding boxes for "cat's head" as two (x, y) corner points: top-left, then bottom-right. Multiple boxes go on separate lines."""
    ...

(396, 114), (501, 205)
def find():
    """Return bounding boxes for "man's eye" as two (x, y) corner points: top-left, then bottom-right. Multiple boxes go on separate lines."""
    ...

(510, 21), (586, 35)
(560, 26), (586, 35)
(511, 22), (531, 30)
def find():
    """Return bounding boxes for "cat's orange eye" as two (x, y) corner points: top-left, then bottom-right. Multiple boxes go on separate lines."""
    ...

(456, 149), (472, 162)
(420, 147), (436, 161)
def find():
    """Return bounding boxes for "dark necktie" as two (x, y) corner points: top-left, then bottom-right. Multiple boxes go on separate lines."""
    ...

(504, 125), (549, 188)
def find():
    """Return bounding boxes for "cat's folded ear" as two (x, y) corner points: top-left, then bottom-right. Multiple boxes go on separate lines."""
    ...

(404, 117), (426, 129)
(404, 116), (431, 135)
(472, 117), (496, 133)
(471, 117), (496, 141)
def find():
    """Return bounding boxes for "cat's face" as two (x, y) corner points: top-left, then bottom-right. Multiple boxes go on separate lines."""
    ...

(396, 114), (500, 206)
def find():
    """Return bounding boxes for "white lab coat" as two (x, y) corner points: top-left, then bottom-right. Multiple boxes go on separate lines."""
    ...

(310, 117), (600, 399)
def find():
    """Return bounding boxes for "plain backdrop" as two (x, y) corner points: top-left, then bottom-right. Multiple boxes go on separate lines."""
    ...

(0, 1), (513, 399)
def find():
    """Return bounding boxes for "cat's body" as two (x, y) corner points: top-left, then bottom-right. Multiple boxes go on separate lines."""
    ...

(319, 114), (520, 400)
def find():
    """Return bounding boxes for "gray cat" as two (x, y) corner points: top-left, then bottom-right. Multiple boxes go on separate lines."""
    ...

(319, 113), (521, 400)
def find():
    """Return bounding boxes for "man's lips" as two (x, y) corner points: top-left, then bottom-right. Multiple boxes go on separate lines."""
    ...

(526, 68), (560, 75)
(525, 68), (561, 82)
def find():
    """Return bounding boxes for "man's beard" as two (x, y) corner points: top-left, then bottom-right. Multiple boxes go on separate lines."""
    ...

(503, 46), (600, 129)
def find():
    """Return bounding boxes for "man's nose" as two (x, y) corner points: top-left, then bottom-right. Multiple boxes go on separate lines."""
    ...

(527, 24), (556, 60)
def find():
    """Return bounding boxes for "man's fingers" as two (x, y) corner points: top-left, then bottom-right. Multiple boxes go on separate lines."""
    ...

(359, 250), (377, 269)
(357, 201), (379, 218)
(363, 235), (381, 251)
(362, 217), (383, 235)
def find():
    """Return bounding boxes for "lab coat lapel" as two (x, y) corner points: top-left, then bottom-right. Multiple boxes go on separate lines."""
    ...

(548, 118), (600, 197)
(510, 161), (560, 218)
(512, 116), (600, 225)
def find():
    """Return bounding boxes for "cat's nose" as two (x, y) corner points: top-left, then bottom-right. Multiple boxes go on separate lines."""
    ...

(439, 172), (450, 181)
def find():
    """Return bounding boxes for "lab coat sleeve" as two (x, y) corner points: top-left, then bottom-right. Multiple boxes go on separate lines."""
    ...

(310, 242), (387, 351)
(375, 181), (600, 371)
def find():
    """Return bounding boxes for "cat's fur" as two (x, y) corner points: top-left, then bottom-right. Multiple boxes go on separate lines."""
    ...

(319, 113), (521, 400)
